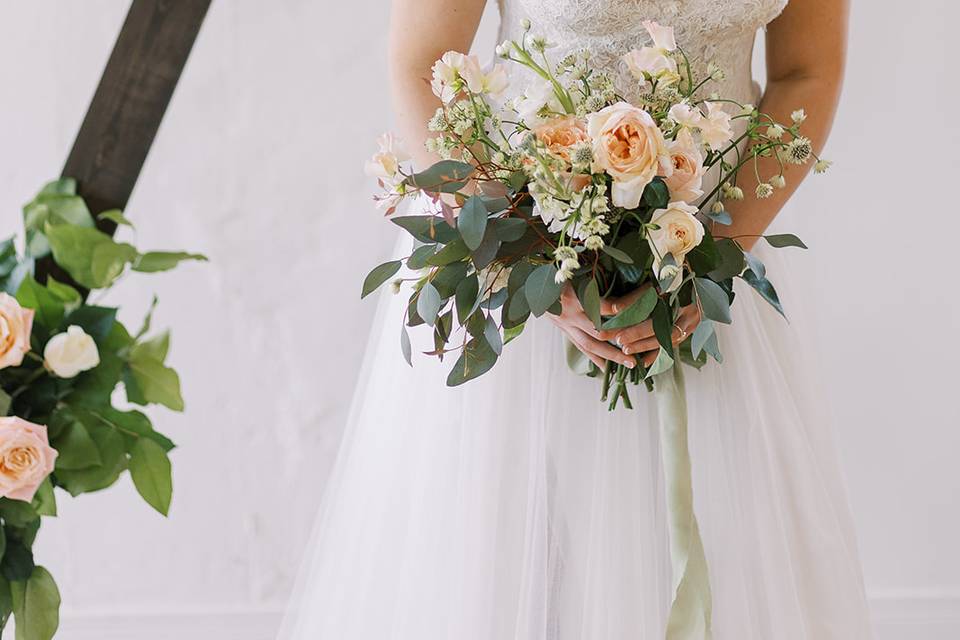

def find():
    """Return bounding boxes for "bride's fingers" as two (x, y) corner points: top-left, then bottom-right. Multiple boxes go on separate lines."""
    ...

(599, 319), (654, 345)
(569, 327), (636, 369)
(622, 305), (701, 355)
(599, 284), (651, 316)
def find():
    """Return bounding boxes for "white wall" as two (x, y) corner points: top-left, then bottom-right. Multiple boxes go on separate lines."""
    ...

(0, 2), (957, 639)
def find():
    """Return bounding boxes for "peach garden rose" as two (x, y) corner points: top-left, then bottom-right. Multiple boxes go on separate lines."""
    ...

(0, 416), (58, 502)
(532, 116), (589, 163)
(587, 102), (671, 209)
(664, 129), (705, 203)
(647, 201), (705, 291)
(0, 292), (34, 370)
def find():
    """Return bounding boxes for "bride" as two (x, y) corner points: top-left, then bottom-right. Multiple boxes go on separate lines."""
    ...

(280, 0), (873, 638)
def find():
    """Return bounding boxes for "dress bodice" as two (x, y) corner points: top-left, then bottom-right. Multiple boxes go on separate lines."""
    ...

(496, 0), (788, 104)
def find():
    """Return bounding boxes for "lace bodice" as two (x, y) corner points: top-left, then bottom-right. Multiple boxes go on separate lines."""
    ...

(496, 0), (788, 105)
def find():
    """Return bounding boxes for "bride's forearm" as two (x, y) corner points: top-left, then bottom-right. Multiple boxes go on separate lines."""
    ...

(718, 0), (848, 251)
(719, 74), (841, 250)
(388, 0), (486, 168)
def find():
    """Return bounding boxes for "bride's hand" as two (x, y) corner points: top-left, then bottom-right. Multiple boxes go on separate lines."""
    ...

(548, 284), (638, 371)
(598, 288), (702, 367)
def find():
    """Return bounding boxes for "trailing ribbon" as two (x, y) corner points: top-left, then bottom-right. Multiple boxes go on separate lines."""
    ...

(654, 364), (712, 639)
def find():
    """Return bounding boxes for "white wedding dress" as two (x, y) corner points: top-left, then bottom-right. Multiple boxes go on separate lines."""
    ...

(279, 1), (875, 638)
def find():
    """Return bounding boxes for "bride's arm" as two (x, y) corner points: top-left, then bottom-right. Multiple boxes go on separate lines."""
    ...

(719, 0), (850, 250)
(388, 0), (488, 167)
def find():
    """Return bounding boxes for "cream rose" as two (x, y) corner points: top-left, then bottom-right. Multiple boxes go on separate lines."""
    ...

(44, 325), (100, 378)
(0, 417), (57, 502)
(699, 102), (734, 151)
(587, 102), (670, 209)
(364, 133), (408, 181)
(0, 293), (34, 370)
(647, 201), (705, 292)
(663, 130), (705, 203)
(532, 116), (589, 162)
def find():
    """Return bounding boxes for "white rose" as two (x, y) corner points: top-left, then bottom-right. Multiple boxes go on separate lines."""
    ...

(647, 201), (705, 292)
(43, 325), (100, 378)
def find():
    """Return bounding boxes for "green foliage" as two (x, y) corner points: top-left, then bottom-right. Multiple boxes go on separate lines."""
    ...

(601, 287), (657, 330)
(361, 260), (401, 299)
(404, 160), (474, 193)
(524, 264), (563, 317)
(0, 180), (202, 638)
(693, 277), (733, 325)
(457, 197), (488, 251)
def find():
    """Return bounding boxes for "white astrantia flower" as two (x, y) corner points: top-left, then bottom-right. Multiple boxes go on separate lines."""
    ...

(791, 109), (807, 124)
(555, 246), (578, 262)
(44, 325), (100, 379)
(561, 258), (579, 272)
(390, 279), (403, 295)
(585, 235), (604, 250)
(756, 183), (774, 199)
(555, 266), (574, 284)
(770, 174), (787, 188)
(766, 124), (784, 140)
(785, 136), (812, 165)
(711, 200), (725, 214)
(814, 159), (833, 174)
(658, 262), (682, 291)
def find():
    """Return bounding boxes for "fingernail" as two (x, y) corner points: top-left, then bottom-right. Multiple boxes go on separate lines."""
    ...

(622, 346), (630, 355)
(624, 360), (635, 368)
(613, 304), (621, 313)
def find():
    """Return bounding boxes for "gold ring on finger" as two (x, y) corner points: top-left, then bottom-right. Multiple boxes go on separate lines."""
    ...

(673, 323), (688, 340)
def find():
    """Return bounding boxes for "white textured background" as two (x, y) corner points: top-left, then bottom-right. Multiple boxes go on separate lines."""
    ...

(0, 1), (957, 639)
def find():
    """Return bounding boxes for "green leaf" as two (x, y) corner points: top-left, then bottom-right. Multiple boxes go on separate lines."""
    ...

(600, 245), (634, 264)
(470, 232), (500, 270)
(431, 262), (468, 298)
(704, 208), (732, 225)
(503, 322), (525, 345)
(741, 269), (785, 317)
(361, 260), (402, 299)
(576, 278), (602, 330)
(127, 355), (184, 411)
(693, 277), (732, 324)
(31, 480), (56, 518)
(708, 238), (745, 281)
(426, 238), (469, 266)
(129, 439), (173, 516)
(642, 177), (669, 209)
(743, 251), (766, 279)
(691, 319), (715, 359)
(687, 229), (719, 275)
(400, 324), (412, 366)
(524, 264), (563, 317)
(405, 160), (475, 193)
(82, 408), (175, 452)
(416, 282), (443, 327)
(0, 575), (11, 629)
(764, 233), (807, 249)
(38, 178), (76, 197)
(62, 305), (116, 342)
(484, 316), (503, 356)
(454, 273), (480, 324)
(651, 299), (674, 353)
(97, 209), (134, 228)
(457, 197), (488, 251)
(50, 417), (102, 470)
(53, 419), (126, 496)
(507, 288), (530, 322)
(0, 538), (34, 582)
(15, 277), (65, 329)
(0, 501), (38, 529)
(44, 278), (81, 313)
(11, 566), (60, 640)
(391, 216), (458, 244)
(446, 336), (498, 386)
(645, 348), (675, 379)
(492, 218), (527, 242)
(600, 287), (657, 330)
(132, 251), (207, 273)
(131, 331), (170, 364)
(0, 389), (10, 417)
(45, 225), (135, 289)
(406, 244), (436, 270)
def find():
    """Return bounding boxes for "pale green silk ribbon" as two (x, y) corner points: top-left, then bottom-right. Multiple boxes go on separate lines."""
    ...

(654, 364), (713, 639)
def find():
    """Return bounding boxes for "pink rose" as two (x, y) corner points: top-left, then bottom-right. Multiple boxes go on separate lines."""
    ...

(0, 293), (34, 370)
(664, 130), (705, 203)
(531, 116), (589, 162)
(0, 417), (58, 502)
(587, 102), (671, 208)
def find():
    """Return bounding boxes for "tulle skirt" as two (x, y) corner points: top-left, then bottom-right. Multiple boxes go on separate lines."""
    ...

(277, 240), (874, 639)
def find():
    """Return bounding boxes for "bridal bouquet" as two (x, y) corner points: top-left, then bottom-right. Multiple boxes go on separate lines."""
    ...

(0, 179), (204, 638)
(363, 21), (826, 409)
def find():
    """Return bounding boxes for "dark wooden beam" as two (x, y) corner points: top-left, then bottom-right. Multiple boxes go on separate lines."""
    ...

(38, 0), (211, 285)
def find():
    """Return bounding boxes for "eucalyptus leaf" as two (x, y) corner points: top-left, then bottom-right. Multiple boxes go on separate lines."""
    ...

(426, 238), (469, 266)
(693, 277), (732, 324)
(446, 336), (498, 386)
(704, 207), (733, 225)
(361, 260), (402, 299)
(503, 322), (525, 345)
(400, 324), (412, 366)
(405, 160), (474, 193)
(492, 218), (527, 242)
(484, 316), (503, 356)
(416, 282), (443, 327)
(651, 299), (674, 353)
(507, 288), (530, 322)
(741, 268), (785, 317)
(458, 196), (488, 251)
(691, 318), (715, 359)
(407, 244), (436, 270)
(743, 251), (766, 279)
(455, 273), (480, 324)
(708, 238), (745, 281)
(524, 264), (563, 317)
(391, 216), (457, 244)
(576, 278), (601, 330)
(600, 287), (657, 330)
(645, 348), (675, 379)
(601, 245), (634, 264)
(764, 233), (807, 249)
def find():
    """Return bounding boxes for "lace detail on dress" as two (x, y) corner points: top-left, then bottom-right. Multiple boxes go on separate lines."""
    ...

(496, 0), (788, 104)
